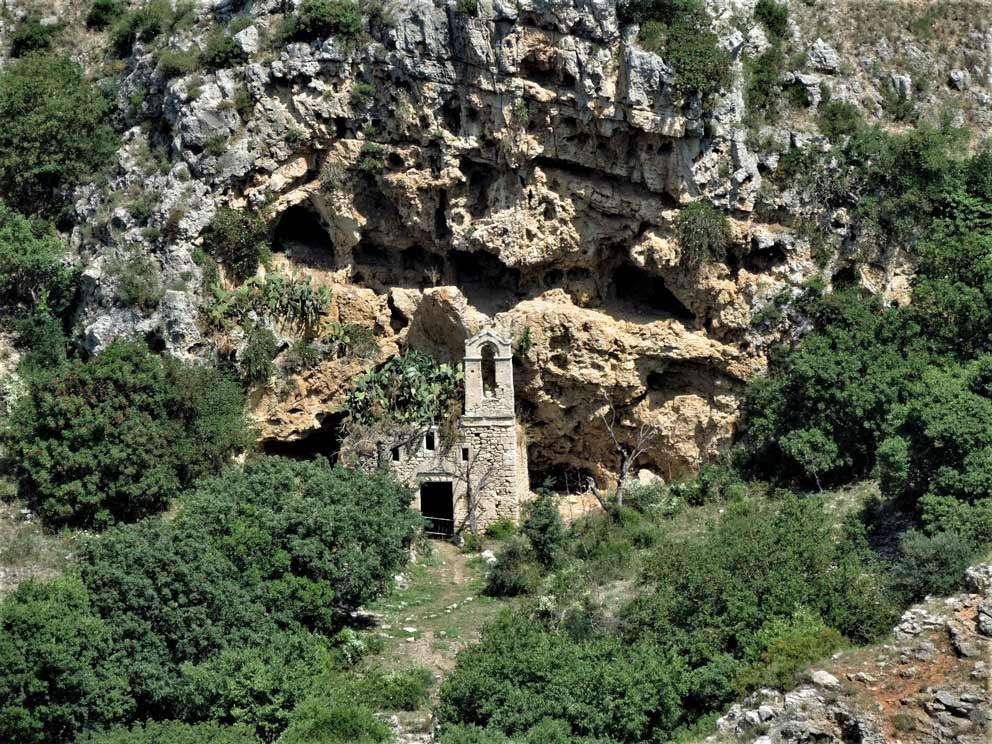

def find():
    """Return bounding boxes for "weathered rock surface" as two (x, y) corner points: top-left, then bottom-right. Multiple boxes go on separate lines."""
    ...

(710, 564), (992, 743)
(34, 0), (992, 482)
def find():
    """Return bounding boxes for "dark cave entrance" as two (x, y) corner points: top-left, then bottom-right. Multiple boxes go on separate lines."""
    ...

(273, 203), (334, 267)
(260, 411), (347, 462)
(610, 262), (694, 322)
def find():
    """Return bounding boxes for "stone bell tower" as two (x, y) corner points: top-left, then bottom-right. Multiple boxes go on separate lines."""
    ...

(463, 329), (515, 419)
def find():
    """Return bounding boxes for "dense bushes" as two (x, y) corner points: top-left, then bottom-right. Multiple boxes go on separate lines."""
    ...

(443, 495), (897, 742)
(81, 721), (258, 744)
(0, 577), (133, 744)
(3, 340), (250, 528)
(203, 207), (270, 282)
(621, 0), (731, 98)
(0, 204), (77, 314)
(0, 456), (418, 743)
(438, 612), (686, 742)
(281, 0), (364, 43)
(0, 54), (118, 216)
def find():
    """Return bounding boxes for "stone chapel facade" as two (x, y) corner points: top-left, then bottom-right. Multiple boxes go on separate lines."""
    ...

(362, 330), (529, 537)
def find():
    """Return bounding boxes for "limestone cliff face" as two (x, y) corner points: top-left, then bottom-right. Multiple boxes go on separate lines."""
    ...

(37, 0), (992, 483)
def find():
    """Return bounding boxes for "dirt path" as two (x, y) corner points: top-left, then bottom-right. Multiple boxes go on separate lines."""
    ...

(367, 541), (505, 676)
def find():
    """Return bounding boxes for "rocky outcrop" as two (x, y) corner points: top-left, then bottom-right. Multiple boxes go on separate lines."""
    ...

(711, 564), (992, 744)
(50, 0), (992, 482)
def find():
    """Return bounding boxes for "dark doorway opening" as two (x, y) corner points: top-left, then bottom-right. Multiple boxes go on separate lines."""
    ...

(420, 481), (454, 539)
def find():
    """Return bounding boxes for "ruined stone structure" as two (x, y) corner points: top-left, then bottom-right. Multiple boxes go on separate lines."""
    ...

(364, 329), (528, 537)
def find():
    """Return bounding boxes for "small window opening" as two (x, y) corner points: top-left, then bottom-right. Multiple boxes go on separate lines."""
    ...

(425, 432), (436, 451)
(481, 342), (497, 397)
(461, 447), (469, 462)
(391, 447), (400, 461)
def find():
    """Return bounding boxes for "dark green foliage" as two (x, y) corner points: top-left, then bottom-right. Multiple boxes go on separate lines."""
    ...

(622, 497), (896, 717)
(353, 667), (433, 710)
(484, 536), (540, 597)
(891, 530), (977, 602)
(753, 0), (788, 39)
(4, 341), (250, 529)
(437, 612), (686, 741)
(521, 495), (566, 568)
(818, 101), (862, 139)
(80, 721), (258, 744)
(201, 30), (248, 69)
(282, 0), (364, 43)
(179, 456), (421, 619)
(0, 577), (133, 744)
(454, 0), (479, 16)
(10, 17), (63, 58)
(203, 207), (270, 282)
(0, 55), (118, 216)
(14, 309), (68, 376)
(0, 204), (77, 314)
(181, 633), (327, 741)
(627, 0), (731, 98)
(110, 0), (192, 57)
(347, 350), (463, 427)
(735, 609), (845, 691)
(86, 0), (126, 29)
(241, 324), (278, 384)
(277, 696), (391, 744)
(674, 201), (732, 267)
(745, 44), (785, 119)
(80, 519), (270, 716)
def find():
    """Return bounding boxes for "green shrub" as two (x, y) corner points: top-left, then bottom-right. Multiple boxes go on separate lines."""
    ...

(736, 608), (845, 691)
(631, 0), (731, 98)
(277, 696), (392, 744)
(891, 530), (976, 601)
(437, 612), (686, 741)
(281, 0), (364, 43)
(754, 0), (788, 39)
(355, 667), (433, 710)
(283, 339), (323, 373)
(4, 340), (250, 528)
(675, 201), (732, 267)
(86, 0), (126, 29)
(10, 17), (63, 58)
(521, 495), (566, 568)
(181, 633), (327, 741)
(179, 456), (421, 619)
(80, 721), (258, 744)
(0, 204), (77, 314)
(818, 101), (862, 139)
(80, 517), (271, 715)
(110, 0), (187, 57)
(745, 44), (785, 119)
(483, 519), (516, 540)
(0, 54), (118, 216)
(14, 308), (68, 375)
(484, 536), (540, 596)
(107, 249), (164, 309)
(241, 324), (278, 385)
(203, 207), (270, 282)
(157, 48), (200, 78)
(0, 577), (133, 744)
(201, 30), (248, 69)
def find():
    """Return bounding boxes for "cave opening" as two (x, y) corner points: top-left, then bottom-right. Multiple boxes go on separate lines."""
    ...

(528, 462), (595, 495)
(742, 238), (788, 273)
(461, 158), (496, 218)
(610, 262), (694, 322)
(519, 54), (558, 88)
(261, 411), (347, 462)
(273, 203), (334, 267)
(451, 249), (521, 292)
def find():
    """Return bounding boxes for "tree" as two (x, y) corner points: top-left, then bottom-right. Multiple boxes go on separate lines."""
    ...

(0, 577), (133, 744)
(4, 340), (250, 529)
(0, 202), (77, 314)
(0, 54), (118, 215)
(589, 392), (659, 509)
